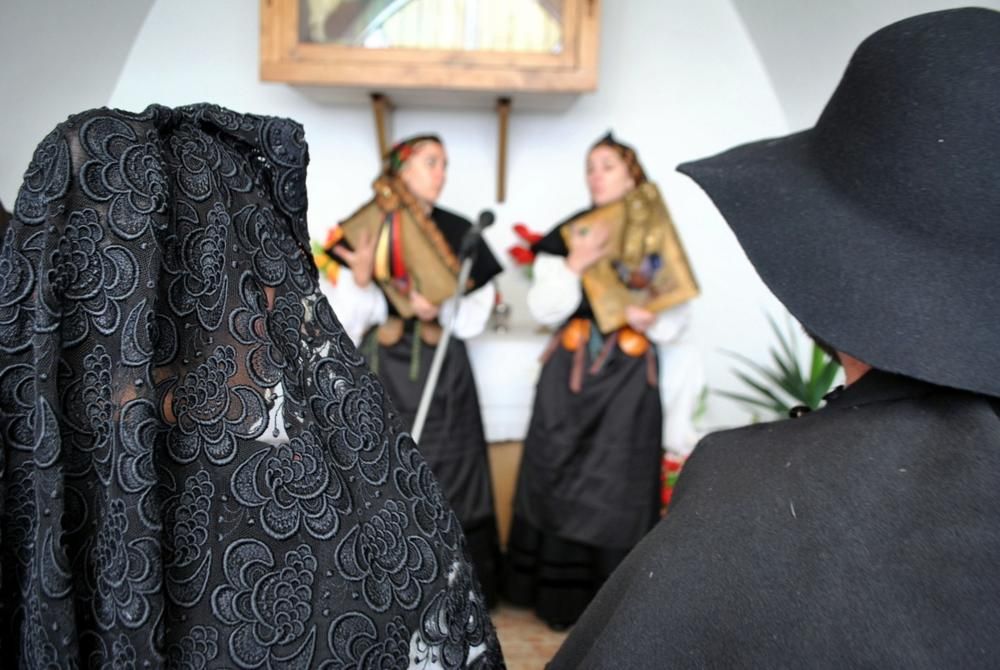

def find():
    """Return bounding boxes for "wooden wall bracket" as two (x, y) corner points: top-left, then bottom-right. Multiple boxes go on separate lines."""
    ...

(496, 97), (512, 203)
(370, 92), (393, 161)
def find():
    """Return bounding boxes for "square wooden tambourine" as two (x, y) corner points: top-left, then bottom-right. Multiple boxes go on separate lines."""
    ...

(337, 197), (459, 319)
(563, 182), (699, 333)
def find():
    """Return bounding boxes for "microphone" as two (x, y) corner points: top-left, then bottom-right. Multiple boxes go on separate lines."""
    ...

(460, 209), (495, 258)
(477, 210), (496, 230)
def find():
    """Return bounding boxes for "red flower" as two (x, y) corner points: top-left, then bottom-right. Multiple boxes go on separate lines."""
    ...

(507, 245), (536, 266)
(661, 454), (686, 514)
(513, 223), (544, 244)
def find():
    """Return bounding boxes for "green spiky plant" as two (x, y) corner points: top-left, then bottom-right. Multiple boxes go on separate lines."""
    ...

(717, 314), (841, 419)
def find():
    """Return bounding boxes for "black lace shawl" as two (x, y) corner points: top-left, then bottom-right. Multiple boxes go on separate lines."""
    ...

(0, 104), (503, 669)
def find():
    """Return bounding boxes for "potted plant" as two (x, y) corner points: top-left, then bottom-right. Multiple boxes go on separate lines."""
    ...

(718, 314), (841, 420)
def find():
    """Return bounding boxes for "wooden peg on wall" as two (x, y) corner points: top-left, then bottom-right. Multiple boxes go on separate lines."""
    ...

(371, 93), (393, 161)
(496, 97), (512, 203)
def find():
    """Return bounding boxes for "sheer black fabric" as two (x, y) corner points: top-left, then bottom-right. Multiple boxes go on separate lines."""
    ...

(0, 104), (503, 669)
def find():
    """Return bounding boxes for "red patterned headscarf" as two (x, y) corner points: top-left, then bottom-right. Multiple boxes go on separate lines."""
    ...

(384, 134), (443, 176)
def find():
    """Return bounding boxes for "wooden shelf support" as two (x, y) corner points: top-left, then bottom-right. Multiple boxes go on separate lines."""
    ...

(496, 97), (512, 203)
(371, 92), (393, 161)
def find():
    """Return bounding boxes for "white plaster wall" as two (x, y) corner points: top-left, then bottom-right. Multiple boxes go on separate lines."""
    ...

(733, 0), (1000, 129)
(0, 0), (154, 205)
(105, 0), (791, 431)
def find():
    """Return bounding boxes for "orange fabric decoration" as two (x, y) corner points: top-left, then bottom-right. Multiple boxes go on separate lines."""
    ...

(618, 327), (650, 357)
(560, 318), (591, 352)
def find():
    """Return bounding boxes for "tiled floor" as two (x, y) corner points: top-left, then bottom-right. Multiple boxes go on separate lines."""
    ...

(492, 604), (569, 669)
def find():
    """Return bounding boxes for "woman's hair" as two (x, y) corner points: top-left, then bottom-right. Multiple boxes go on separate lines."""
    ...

(384, 134), (443, 176)
(590, 132), (648, 186)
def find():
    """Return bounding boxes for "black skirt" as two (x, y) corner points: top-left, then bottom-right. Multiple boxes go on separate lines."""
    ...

(365, 325), (501, 606)
(506, 331), (663, 626)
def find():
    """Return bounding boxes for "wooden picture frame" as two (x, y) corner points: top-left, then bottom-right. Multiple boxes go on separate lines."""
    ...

(260, 0), (601, 93)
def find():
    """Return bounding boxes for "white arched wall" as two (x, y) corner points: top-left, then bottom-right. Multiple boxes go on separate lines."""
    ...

(0, 0), (154, 206)
(734, 0), (1000, 130)
(107, 0), (791, 432)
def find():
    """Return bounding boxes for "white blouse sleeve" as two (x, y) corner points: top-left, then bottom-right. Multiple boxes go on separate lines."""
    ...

(651, 301), (701, 454)
(438, 281), (496, 340)
(658, 340), (706, 456)
(526, 252), (583, 326)
(645, 301), (693, 345)
(317, 268), (388, 346)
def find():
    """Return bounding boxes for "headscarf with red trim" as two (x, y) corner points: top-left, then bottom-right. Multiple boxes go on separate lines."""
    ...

(384, 133), (443, 176)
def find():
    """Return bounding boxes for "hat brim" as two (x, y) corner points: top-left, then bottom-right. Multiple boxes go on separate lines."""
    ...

(678, 130), (1000, 397)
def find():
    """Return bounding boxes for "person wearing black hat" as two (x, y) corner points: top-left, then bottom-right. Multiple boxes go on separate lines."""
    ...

(318, 134), (505, 607)
(550, 7), (1000, 668)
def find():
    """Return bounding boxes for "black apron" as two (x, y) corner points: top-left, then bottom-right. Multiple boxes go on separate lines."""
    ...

(514, 339), (662, 548)
(504, 209), (664, 627)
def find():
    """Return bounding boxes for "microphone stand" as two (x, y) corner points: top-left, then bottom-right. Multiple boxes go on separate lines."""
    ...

(411, 210), (494, 444)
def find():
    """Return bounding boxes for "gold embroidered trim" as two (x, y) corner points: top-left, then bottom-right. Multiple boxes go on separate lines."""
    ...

(372, 176), (461, 275)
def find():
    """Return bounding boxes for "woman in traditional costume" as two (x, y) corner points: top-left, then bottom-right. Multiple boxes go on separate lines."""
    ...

(505, 133), (697, 629)
(320, 135), (503, 606)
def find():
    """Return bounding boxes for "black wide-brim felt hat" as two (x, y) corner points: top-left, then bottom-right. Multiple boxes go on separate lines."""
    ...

(678, 7), (1000, 397)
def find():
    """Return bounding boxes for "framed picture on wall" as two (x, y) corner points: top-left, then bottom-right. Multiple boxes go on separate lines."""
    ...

(260, 0), (602, 92)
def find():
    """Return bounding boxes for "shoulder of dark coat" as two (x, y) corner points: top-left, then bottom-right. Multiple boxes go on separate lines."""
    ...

(685, 385), (996, 478)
